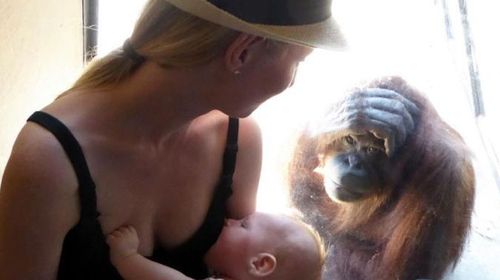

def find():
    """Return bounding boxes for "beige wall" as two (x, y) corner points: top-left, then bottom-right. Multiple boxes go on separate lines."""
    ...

(0, 0), (83, 177)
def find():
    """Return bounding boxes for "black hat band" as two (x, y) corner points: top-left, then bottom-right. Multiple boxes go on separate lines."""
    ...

(207, 0), (332, 26)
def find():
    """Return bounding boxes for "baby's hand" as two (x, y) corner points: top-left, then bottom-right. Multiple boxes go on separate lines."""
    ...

(106, 225), (140, 265)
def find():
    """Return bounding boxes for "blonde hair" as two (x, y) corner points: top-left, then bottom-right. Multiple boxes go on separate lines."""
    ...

(69, 0), (239, 92)
(272, 216), (326, 280)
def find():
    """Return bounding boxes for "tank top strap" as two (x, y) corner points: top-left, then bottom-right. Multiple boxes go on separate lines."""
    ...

(27, 111), (99, 220)
(181, 116), (239, 255)
(149, 116), (240, 279)
(221, 117), (239, 182)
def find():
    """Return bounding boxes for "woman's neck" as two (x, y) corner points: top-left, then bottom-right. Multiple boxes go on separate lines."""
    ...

(101, 61), (220, 141)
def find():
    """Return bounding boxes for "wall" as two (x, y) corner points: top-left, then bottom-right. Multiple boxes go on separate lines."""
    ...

(0, 0), (83, 178)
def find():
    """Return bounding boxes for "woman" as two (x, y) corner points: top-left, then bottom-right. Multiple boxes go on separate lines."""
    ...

(0, 0), (415, 279)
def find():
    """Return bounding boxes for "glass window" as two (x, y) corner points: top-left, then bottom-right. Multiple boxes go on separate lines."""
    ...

(97, 1), (500, 278)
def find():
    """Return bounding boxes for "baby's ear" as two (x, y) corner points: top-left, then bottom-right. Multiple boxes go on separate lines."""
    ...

(248, 253), (277, 277)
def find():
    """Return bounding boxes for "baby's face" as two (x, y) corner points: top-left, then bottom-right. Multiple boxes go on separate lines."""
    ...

(221, 212), (292, 248)
(204, 212), (305, 276)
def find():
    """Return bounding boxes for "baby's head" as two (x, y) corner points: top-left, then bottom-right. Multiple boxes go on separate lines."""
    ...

(204, 212), (325, 280)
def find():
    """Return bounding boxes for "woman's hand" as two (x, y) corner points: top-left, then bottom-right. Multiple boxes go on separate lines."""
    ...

(311, 88), (420, 156)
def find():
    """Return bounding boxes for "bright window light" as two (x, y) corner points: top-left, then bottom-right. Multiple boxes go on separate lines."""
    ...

(98, 1), (500, 278)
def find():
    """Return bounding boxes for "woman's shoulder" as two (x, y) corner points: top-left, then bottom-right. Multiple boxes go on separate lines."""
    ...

(185, 110), (261, 158)
(193, 110), (261, 138)
(2, 120), (80, 197)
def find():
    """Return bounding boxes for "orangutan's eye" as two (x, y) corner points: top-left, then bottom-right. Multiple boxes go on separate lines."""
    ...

(344, 135), (355, 145)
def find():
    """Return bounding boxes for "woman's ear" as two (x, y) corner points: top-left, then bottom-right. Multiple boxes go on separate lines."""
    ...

(224, 33), (264, 73)
(248, 253), (277, 277)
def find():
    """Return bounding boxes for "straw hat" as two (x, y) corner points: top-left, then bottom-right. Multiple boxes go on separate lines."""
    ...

(163, 0), (346, 50)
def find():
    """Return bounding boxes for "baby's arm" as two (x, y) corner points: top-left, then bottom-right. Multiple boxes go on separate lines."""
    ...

(106, 226), (194, 280)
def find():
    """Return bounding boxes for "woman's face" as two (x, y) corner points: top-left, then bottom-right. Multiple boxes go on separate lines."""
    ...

(222, 42), (314, 117)
(257, 42), (314, 93)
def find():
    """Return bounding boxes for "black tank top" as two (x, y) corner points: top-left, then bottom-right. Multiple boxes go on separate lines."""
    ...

(27, 111), (239, 280)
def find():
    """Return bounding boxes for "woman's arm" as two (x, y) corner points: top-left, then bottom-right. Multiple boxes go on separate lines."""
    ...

(0, 124), (80, 280)
(226, 117), (262, 219)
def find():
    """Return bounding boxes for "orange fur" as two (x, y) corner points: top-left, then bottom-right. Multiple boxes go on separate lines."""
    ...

(289, 77), (475, 279)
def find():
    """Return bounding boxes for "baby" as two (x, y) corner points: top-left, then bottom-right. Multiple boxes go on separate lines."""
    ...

(107, 212), (325, 280)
